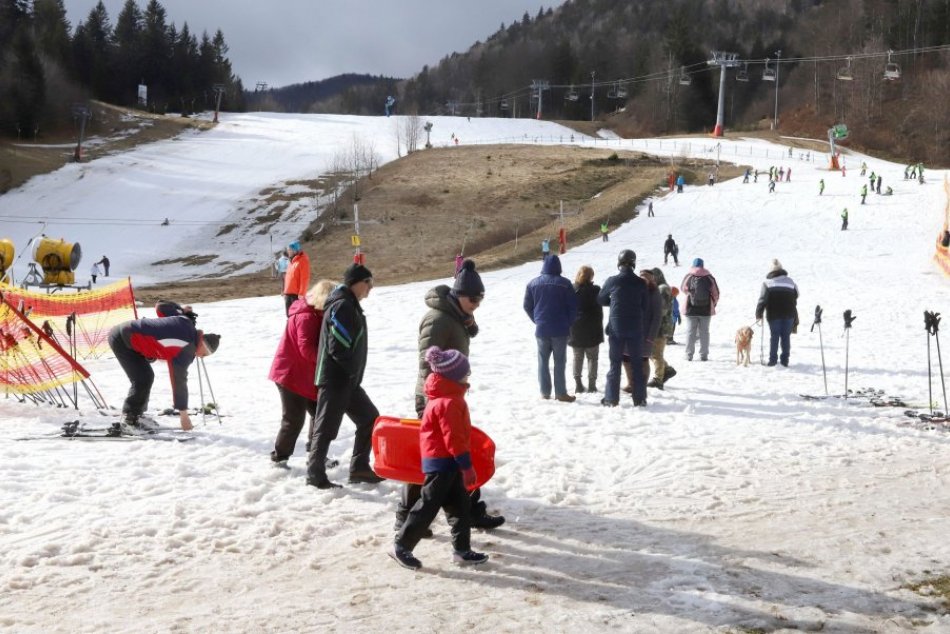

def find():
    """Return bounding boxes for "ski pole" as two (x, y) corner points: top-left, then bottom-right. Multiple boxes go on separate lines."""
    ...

(929, 312), (949, 415)
(810, 305), (828, 396)
(199, 357), (222, 425)
(842, 310), (856, 398)
(196, 356), (207, 425)
(925, 311), (935, 415)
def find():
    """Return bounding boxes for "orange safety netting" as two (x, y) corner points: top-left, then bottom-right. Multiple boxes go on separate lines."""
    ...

(0, 278), (137, 359)
(0, 294), (89, 396)
(936, 176), (950, 278)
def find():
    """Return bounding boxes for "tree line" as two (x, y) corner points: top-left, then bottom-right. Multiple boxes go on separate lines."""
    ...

(329, 0), (949, 162)
(0, 0), (244, 137)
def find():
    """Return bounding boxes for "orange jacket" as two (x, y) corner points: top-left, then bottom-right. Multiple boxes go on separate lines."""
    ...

(283, 251), (311, 296)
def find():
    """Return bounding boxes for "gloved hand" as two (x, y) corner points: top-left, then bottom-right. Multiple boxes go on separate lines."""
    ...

(461, 466), (477, 489)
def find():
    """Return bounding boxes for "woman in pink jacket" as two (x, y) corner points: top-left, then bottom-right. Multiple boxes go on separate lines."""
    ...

(269, 279), (336, 466)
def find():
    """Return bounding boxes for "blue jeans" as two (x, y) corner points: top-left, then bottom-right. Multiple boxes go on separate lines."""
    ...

(768, 318), (794, 366)
(536, 336), (569, 397)
(605, 334), (643, 403)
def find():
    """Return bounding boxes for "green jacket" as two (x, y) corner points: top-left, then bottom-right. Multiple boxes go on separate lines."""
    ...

(651, 267), (674, 337)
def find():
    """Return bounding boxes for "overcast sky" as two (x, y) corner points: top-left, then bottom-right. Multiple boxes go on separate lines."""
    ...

(62, 1), (569, 88)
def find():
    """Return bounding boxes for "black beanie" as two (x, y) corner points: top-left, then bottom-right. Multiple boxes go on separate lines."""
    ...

(452, 259), (485, 297)
(201, 332), (220, 354)
(344, 263), (373, 286)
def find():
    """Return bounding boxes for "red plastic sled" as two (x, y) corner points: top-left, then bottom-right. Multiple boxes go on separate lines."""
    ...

(371, 416), (496, 491)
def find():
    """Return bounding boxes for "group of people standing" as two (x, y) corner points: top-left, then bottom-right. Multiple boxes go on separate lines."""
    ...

(521, 250), (718, 408)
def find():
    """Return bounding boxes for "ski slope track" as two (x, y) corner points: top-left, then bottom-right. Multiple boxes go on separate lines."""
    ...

(1, 114), (949, 633)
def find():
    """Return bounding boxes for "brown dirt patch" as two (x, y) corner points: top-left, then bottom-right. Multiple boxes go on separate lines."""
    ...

(138, 144), (741, 305)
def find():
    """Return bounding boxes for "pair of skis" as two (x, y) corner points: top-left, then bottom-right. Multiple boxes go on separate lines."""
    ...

(17, 418), (195, 442)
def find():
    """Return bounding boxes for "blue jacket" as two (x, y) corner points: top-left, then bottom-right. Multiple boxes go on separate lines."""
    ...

(597, 267), (647, 338)
(523, 255), (577, 338)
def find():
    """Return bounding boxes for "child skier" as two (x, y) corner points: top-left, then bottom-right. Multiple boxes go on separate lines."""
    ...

(818, 179), (825, 196)
(390, 346), (488, 570)
(841, 208), (849, 231)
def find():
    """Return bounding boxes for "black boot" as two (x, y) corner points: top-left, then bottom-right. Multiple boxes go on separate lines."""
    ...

(587, 379), (598, 393)
(574, 378), (586, 393)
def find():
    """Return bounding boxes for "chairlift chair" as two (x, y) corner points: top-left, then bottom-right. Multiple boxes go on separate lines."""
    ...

(762, 59), (776, 82)
(678, 67), (691, 86)
(615, 85), (628, 99)
(883, 50), (901, 80)
(736, 63), (749, 82)
(606, 85), (618, 99)
(565, 85), (579, 102)
(499, 99), (509, 110)
(836, 57), (854, 81)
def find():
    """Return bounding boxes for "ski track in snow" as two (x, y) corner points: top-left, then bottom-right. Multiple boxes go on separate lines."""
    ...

(0, 114), (949, 632)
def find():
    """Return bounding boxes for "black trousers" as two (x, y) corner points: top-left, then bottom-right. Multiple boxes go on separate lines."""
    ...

(284, 293), (298, 317)
(306, 378), (378, 480)
(272, 384), (316, 461)
(397, 484), (484, 526)
(396, 470), (471, 552)
(108, 327), (154, 418)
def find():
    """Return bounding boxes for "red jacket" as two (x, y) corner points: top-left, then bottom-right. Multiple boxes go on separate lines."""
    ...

(420, 373), (472, 473)
(268, 298), (322, 399)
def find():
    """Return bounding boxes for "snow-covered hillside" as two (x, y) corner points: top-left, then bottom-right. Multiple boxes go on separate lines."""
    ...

(1, 114), (949, 633)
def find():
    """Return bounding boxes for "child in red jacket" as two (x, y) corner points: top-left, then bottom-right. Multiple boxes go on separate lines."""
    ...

(390, 346), (489, 570)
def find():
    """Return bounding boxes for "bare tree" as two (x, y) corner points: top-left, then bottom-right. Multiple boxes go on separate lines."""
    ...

(400, 114), (423, 154)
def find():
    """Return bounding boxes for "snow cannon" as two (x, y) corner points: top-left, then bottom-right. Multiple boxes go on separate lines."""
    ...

(371, 416), (496, 491)
(0, 239), (13, 281)
(32, 237), (82, 286)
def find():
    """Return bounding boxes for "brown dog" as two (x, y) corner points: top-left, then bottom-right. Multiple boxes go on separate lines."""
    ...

(735, 326), (754, 366)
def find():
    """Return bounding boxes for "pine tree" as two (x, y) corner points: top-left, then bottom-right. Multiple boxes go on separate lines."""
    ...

(32, 0), (72, 66)
(113, 0), (144, 104)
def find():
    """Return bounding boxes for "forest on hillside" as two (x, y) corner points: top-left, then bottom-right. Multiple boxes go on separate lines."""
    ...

(340, 0), (950, 163)
(0, 0), (242, 138)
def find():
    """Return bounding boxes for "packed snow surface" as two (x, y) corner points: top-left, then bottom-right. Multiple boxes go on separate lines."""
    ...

(1, 113), (949, 633)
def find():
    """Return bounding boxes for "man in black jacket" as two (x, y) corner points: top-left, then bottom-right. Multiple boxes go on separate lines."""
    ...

(755, 259), (799, 367)
(306, 264), (383, 489)
(663, 235), (679, 266)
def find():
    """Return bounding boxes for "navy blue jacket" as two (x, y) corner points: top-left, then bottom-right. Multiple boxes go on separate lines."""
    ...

(118, 314), (199, 410)
(597, 267), (648, 338)
(755, 269), (799, 322)
(523, 255), (578, 338)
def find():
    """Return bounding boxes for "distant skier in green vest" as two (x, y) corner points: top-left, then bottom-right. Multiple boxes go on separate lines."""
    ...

(818, 179), (825, 196)
(600, 221), (609, 242)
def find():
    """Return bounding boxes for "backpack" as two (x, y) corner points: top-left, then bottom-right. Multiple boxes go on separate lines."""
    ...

(689, 275), (712, 307)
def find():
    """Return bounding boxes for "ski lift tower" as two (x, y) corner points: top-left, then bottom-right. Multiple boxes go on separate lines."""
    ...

(531, 79), (550, 120)
(71, 104), (91, 162)
(707, 51), (740, 137)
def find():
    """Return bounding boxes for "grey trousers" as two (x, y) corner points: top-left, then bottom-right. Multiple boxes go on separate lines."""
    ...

(571, 345), (599, 383)
(685, 315), (712, 359)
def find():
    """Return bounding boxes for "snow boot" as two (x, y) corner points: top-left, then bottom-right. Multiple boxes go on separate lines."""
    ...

(349, 469), (385, 485)
(390, 544), (422, 570)
(453, 550), (489, 566)
(307, 476), (342, 489)
(472, 513), (506, 530)
(587, 379), (598, 393)
(647, 378), (664, 390)
(663, 366), (677, 383)
(574, 378), (586, 393)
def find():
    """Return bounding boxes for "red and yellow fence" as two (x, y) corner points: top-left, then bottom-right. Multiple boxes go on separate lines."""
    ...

(0, 295), (89, 396)
(0, 278), (137, 359)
